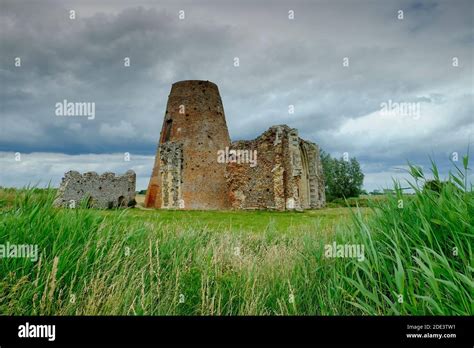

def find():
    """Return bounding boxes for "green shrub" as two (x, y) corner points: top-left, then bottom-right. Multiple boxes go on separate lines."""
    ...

(320, 150), (365, 200)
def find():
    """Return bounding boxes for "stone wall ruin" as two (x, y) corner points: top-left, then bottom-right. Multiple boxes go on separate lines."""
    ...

(226, 125), (325, 210)
(54, 170), (136, 209)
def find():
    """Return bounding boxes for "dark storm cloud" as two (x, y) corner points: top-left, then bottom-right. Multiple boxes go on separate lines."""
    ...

(0, 1), (242, 153)
(0, 0), (472, 190)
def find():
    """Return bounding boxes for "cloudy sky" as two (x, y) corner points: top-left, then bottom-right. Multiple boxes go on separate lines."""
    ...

(0, 0), (472, 191)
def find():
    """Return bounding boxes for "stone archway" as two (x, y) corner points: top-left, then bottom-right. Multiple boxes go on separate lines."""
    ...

(298, 143), (311, 209)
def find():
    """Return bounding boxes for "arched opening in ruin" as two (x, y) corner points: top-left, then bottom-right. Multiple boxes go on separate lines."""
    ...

(118, 196), (126, 208)
(298, 144), (311, 209)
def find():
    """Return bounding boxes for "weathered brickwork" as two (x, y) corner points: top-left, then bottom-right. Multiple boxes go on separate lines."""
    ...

(145, 80), (325, 210)
(145, 80), (231, 209)
(226, 125), (325, 210)
(54, 170), (136, 209)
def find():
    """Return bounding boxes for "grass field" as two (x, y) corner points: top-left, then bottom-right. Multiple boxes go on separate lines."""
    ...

(0, 160), (472, 315)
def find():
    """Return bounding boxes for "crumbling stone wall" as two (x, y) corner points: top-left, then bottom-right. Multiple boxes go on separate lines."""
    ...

(158, 142), (184, 208)
(54, 170), (136, 209)
(226, 125), (325, 210)
(301, 140), (326, 208)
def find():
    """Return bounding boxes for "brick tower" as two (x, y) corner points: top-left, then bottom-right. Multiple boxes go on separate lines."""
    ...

(144, 80), (231, 209)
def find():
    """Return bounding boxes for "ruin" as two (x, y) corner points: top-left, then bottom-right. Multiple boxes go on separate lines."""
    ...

(226, 125), (325, 210)
(145, 80), (325, 211)
(54, 170), (136, 209)
(145, 80), (231, 209)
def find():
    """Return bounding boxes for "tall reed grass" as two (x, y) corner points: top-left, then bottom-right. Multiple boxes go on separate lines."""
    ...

(0, 157), (471, 315)
(337, 156), (473, 315)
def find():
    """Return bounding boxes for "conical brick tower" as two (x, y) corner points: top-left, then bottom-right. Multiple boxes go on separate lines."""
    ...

(145, 80), (231, 209)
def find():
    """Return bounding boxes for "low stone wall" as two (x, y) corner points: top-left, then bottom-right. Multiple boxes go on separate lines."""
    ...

(54, 170), (136, 209)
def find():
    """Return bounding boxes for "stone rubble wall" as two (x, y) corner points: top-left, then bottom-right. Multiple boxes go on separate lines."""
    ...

(158, 142), (184, 208)
(302, 140), (326, 208)
(226, 125), (326, 211)
(54, 170), (136, 209)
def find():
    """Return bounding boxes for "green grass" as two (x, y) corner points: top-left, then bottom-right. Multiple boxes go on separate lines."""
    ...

(0, 158), (472, 315)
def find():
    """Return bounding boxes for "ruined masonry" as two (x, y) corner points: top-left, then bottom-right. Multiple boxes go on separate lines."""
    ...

(227, 125), (325, 210)
(145, 80), (325, 210)
(145, 80), (231, 209)
(54, 170), (136, 209)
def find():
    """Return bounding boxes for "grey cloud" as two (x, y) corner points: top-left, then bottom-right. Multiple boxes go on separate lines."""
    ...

(0, 0), (472, 189)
